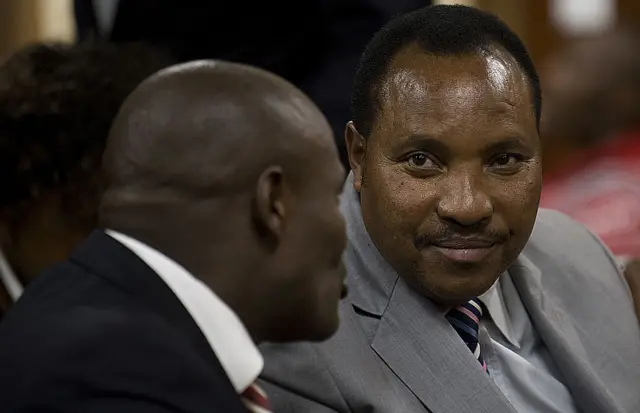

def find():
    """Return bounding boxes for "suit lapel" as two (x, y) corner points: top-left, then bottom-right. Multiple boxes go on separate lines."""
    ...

(342, 173), (514, 413)
(509, 256), (619, 413)
(369, 277), (516, 413)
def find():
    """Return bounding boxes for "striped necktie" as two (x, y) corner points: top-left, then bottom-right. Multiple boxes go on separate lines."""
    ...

(241, 382), (272, 413)
(446, 297), (488, 373)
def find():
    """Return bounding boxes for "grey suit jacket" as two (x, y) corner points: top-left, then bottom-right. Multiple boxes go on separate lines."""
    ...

(259, 177), (640, 413)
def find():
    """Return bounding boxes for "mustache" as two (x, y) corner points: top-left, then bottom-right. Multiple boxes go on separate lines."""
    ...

(414, 227), (509, 249)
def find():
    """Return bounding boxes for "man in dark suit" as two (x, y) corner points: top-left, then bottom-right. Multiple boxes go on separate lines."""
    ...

(0, 60), (347, 412)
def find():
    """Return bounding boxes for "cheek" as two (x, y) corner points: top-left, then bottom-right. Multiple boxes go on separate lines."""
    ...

(493, 172), (542, 230)
(306, 199), (346, 258)
(363, 162), (435, 236)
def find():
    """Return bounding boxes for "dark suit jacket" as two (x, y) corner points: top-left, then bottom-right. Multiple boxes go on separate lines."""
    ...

(0, 230), (249, 412)
(0, 282), (11, 318)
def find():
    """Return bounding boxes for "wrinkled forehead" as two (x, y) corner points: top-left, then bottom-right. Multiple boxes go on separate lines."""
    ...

(374, 44), (534, 133)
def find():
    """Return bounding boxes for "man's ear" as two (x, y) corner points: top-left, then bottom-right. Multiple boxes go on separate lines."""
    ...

(253, 165), (286, 246)
(345, 121), (366, 193)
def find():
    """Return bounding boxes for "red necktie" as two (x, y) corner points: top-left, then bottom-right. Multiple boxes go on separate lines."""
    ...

(241, 382), (272, 413)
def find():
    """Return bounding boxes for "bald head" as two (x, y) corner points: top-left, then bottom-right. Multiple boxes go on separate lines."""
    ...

(102, 60), (333, 202)
(98, 61), (347, 343)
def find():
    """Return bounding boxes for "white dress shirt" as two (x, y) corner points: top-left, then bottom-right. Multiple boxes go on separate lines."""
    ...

(478, 272), (580, 413)
(106, 230), (263, 393)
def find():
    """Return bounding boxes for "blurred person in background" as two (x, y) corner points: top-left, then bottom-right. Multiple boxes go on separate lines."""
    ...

(541, 27), (640, 259)
(0, 42), (173, 316)
(540, 27), (640, 314)
(73, 0), (429, 168)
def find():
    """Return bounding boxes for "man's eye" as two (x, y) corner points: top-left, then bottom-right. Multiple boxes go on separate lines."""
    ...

(407, 152), (436, 168)
(491, 154), (521, 167)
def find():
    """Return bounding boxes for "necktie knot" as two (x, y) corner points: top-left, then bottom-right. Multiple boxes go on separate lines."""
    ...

(446, 297), (488, 372)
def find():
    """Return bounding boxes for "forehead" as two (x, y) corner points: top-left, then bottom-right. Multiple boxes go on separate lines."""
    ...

(373, 44), (536, 141)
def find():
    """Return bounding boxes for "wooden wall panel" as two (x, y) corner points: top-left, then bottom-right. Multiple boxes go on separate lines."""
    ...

(0, 0), (75, 62)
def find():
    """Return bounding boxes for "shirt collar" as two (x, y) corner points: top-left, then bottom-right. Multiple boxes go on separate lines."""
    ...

(106, 230), (263, 393)
(478, 275), (520, 348)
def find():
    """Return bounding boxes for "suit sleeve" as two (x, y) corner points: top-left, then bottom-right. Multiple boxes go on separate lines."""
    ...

(259, 342), (350, 413)
(11, 308), (238, 412)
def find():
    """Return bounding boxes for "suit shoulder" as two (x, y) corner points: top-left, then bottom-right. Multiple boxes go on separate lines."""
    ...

(524, 208), (626, 289)
(531, 208), (594, 239)
(529, 208), (615, 258)
(0, 304), (189, 369)
(260, 340), (347, 409)
(0, 306), (220, 409)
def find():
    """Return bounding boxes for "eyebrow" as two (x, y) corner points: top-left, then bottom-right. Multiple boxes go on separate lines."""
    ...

(482, 137), (531, 155)
(396, 134), (532, 157)
(399, 134), (452, 158)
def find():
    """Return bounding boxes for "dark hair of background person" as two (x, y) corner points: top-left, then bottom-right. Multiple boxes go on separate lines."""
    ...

(350, 4), (541, 137)
(0, 41), (174, 294)
(0, 41), (174, 219)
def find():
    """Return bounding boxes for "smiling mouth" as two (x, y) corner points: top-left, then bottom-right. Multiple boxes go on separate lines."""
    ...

(423, 236), (502, 264)
(430, 244), (498, 263)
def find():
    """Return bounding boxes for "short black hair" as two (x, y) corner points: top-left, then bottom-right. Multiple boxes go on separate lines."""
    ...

(0, 42), (174, 213)
(351, 4), (541, 137)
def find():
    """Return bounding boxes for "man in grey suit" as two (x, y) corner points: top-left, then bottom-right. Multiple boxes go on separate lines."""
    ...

(259, 5), (640, 413)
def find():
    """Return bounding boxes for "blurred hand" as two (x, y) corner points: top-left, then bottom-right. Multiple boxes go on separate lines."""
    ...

(623, 259), (640, 321)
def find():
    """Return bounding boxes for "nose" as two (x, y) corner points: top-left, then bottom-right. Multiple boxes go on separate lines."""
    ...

(436, 172), (493, 227)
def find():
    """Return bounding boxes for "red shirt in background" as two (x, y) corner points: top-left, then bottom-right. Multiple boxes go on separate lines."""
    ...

(540, 132), (640, 257)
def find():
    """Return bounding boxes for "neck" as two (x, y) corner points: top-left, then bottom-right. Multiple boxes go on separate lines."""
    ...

(204, 277), (269, 344)
(167, 245), (270, 343)
(110, 220), (271, 343)
(194, 255), (272, 344)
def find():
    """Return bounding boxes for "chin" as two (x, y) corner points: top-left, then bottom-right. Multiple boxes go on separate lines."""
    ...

(305, 312), (341, 342)
(304, 325), (340, 342)
(429, 288), (485, 306)
(267, 314), (340, 343)
(413, 267), (501, 306)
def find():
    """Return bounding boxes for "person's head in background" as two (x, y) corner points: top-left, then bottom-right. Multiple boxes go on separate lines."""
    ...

(541, 26), (640, 174)
(0, 42), (174, 284)
(345, 5), (542, 305)
(100, 61), (347, 342)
